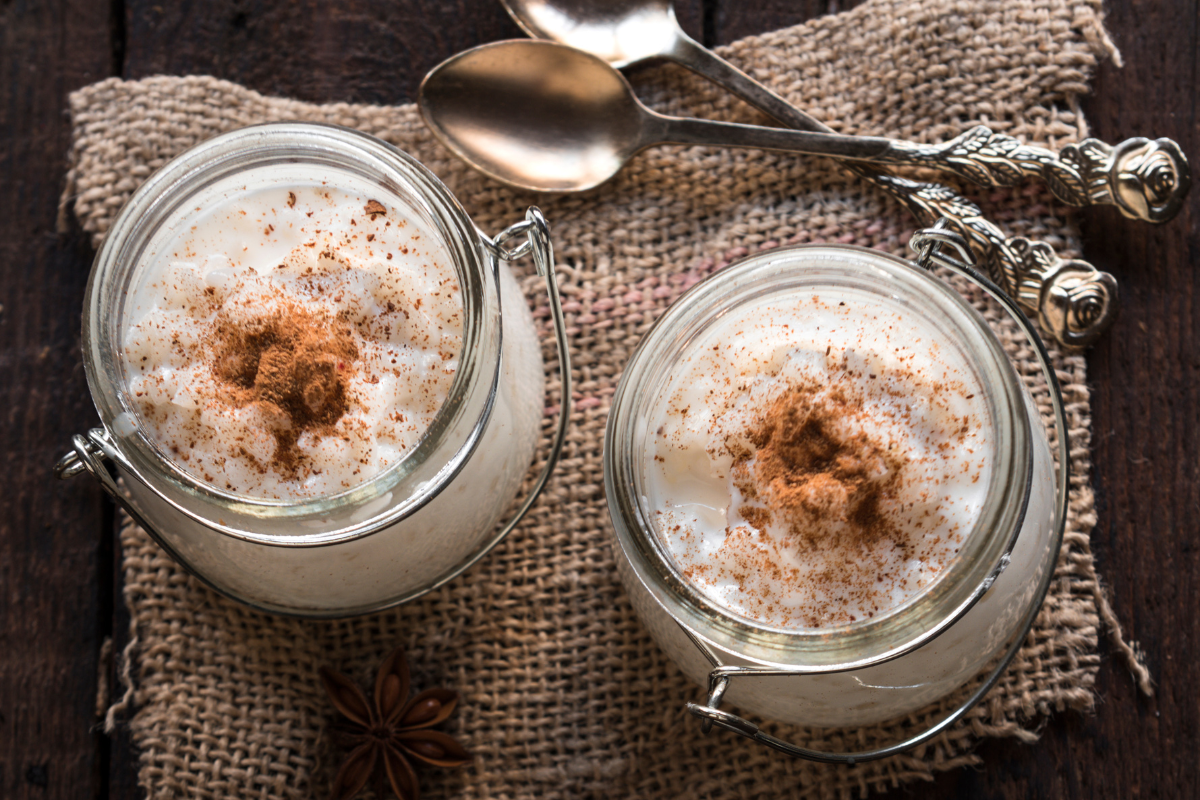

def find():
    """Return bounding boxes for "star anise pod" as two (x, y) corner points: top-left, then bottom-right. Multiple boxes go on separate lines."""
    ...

(320, 646), (471, 800)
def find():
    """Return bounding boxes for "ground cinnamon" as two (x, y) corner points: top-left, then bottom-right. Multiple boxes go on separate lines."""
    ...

(734, 383), (905, 549)
(211, 304), (358, 476)
(719, 382), (912, 625)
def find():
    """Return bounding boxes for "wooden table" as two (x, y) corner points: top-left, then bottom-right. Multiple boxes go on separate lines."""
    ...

(2, 1), (1195, 797)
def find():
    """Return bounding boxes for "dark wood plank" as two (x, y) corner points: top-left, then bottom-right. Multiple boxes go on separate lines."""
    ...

(105, 523), (138, 800)
(671, 0), (707, 46)
(122, 0), (708, 102)
(1076, 0), (1200, 798)
(712, 0), (869, 46)
(122, 0), (527, 105)
(0, 1), (116, 799)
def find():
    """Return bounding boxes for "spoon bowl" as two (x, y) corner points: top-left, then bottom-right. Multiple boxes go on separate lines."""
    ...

(504, 0), (683, 68)
(502, 0), (831, 133)
(419, 40), (644, 191)
(418, 40), (894, 192)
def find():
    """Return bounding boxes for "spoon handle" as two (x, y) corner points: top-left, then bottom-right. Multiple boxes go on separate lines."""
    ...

(878, 129), (1190, 224)
(669, 33), (1188, 224)
(653, 114), (897, 160)
(663, 31), (1119, 347)
(874, 170), (1117, 348)
(667, 34), (833, 135)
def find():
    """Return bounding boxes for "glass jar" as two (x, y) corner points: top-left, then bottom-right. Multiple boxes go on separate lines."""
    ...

(604, 239), (1066, 757)
(57, 123), (570, 618)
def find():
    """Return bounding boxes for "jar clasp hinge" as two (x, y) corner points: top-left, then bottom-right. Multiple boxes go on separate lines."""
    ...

(909, 218), (977, 273)
(466, 206), (574, 556)
(55, 427), (161, 538)
(679, 620), (1032, 766)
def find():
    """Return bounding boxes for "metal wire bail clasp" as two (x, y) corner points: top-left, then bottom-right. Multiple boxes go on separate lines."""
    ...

(477, 206), (573, 542)
(55, 427), (160, 539)
(909, 218), (977, 272)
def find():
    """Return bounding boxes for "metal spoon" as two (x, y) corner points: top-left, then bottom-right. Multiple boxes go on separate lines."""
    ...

(487, 2), (1145, 347)
(418, 38), (1119, 347)
(501, 0), (1189, 224)
(418, 40), (929, 192)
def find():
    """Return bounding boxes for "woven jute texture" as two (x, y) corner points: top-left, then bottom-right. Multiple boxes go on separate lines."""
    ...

(64, 0), (1135, 797)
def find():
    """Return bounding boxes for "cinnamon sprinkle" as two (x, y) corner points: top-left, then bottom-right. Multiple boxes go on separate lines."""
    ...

(211, 304), (358, 477)
(736, 383), (904, 549)
(721, 381), (911, 626)
(648, 294), (987, 629)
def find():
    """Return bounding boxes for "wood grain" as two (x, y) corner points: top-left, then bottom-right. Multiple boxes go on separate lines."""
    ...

(122, 0), (708, 104)
(712, 0), (868, 46)
(1076, 0), (1200, 796)
(1, 0), (1195, 797)
(0, 2), (116, 799)
(123, 0), (526, 105)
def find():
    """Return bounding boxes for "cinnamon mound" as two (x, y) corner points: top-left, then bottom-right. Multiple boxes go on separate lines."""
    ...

(212, 305), (358, 476)
(734, 384), (905, 550)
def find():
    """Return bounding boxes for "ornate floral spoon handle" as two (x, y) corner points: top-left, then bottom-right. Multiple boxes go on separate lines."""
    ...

(663, 32), (1189, 222)
(873, 169), (1117, 348)
(879, 127), (1190, 224)
(660, 36), (1120, 346)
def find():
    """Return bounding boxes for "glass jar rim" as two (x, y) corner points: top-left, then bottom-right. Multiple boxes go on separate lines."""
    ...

(82, 122), (501, 543)
(604, 244), (1034, 670)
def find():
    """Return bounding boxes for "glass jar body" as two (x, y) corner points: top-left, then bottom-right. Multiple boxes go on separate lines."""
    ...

(82, 124), (544, 616)
(605, 245), (1059, 727)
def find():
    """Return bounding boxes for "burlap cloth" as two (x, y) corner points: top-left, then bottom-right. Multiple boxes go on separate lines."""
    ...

(63, 0), (1151, 797)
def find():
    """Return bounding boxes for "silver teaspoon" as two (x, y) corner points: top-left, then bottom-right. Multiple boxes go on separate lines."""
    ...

(502, 0), (1189, 223)
(418, 40), (922, 192)
(419, 38), (1118, 347)
(490, 2), (1131, 348)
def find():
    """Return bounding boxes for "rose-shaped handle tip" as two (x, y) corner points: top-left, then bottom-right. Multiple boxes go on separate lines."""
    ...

(1111, 137), (1191, 223)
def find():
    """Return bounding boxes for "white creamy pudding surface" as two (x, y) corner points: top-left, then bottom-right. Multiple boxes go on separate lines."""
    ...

(644, 289), (993, 629)
(122, 185), (463, 499)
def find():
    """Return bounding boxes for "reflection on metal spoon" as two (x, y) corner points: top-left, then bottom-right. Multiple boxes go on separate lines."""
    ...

(419, 40), (905, 192)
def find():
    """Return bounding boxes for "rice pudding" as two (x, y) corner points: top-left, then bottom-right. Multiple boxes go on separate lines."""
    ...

(122, 185), (463, 499)
(69, 123), (560, 615)
(644, 290), (992, 629)
(609, 245), (1057, 727)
